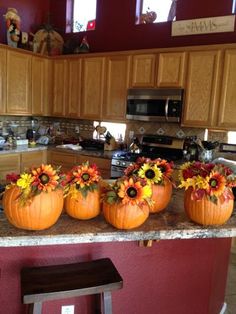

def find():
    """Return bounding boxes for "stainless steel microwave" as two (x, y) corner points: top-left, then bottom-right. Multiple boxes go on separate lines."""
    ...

(126, 88), (184, 122)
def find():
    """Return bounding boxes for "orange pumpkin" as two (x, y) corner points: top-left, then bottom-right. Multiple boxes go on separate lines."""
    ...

(103, 202), (149, 230)
(149, 178), (172, 213)
(65, 189), (100, 220)
(184, 188), (234, 225)
(3, 186), (64, 230)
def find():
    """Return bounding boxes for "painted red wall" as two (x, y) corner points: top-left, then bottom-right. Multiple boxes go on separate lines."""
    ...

(0, 238), (231, 314)
(49, 0), (236, 53)
(0, 0), (50, 44)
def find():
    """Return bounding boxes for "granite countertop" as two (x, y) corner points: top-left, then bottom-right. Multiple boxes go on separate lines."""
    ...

(0, 190), (236, 247)
(0, 144), (48, 154)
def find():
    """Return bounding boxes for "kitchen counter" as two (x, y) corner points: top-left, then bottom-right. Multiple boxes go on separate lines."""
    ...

(0, 144), (48, 154)
(0, 189), (236, 247)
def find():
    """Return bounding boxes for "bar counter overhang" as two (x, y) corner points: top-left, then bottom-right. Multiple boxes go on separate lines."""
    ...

(0, 190), (236, 314)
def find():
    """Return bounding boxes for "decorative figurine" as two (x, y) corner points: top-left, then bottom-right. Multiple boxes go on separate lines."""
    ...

(3, 8), (21, 48)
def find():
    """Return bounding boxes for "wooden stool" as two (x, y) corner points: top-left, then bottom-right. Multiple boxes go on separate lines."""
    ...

(21, 258), (123, 314)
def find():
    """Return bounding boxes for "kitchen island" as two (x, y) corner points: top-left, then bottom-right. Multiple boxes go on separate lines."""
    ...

(0, 190), (235, 314)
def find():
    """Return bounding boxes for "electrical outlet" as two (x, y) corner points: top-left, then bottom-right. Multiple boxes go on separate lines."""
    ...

(61, 305), (74, 314)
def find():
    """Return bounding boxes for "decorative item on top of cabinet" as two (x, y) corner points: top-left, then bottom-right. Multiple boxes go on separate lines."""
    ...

(218, 49), (236, 129)
(6, 50), (32, 114)
(80, 57), (105, 120)
(102, 55), (130, 121)
(157, 52), (186, 88)
(52, 58), (68, 117)
(182, 50), (221, 128)
(32, 56), (52, 116)
(0, 47), (7, 114)
(131, 54), (156, 87)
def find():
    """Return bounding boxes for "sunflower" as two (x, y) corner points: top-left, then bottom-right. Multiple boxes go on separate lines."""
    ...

(118, 177), (152, 205)
(31, 164), (60, 192)
(72, 163), (100, 188)
(138, 163), (162, 185)
(155, 159), (173, 178)
(206, 171), (226, 197)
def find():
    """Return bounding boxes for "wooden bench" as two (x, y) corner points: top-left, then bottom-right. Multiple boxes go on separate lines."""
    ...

(21, 258), (123, 314)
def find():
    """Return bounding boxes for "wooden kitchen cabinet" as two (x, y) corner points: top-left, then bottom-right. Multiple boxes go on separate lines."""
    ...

(182, 50), (221, 128)
(0, 47), (7, 114)
(52, 58), (68, 116)
(217, 49), (236, 129)
(49, 150), (77, 173)
(6, 50), (32, 114)
(21, 150), (47, 172)
(66, 58), (81, 118)
(32, 56), (52, 116)
(157, 52), (186, 88)
(80, 57), (105, 120)
(131, 53), (156, 87)
(77, 155), (111, 179)
(0, 153), (21, 181)
(102, 55), (131, 121)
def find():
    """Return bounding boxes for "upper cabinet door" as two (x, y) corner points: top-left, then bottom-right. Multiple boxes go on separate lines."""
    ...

(218, 49), (236, 129)
(66, 58), (81, 118)
(32, 56), (52, 116)
(157, 52), (186, 87)
(7, 50), (32, 114)
(52, 59), (68, 116)
(80, 57), (105, 120)
(0, 47), (6, 114)
(131, 54), (156, 87)
(182, 50), (221, 128)
(103, 55), (131, 121)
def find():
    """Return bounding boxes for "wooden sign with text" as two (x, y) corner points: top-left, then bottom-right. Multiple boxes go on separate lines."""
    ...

(172, 15), (235, 36)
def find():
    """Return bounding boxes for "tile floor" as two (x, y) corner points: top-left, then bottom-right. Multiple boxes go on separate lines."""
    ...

(225, 252), (236, 314)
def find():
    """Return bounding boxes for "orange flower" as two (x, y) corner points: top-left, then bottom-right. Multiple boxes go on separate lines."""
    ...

(31, 164), (60, 192)
(207, 171), (226, 197)
(155, 159), (173, 178)
(118, 177), (152, 205)
(72, 163), (100, 188)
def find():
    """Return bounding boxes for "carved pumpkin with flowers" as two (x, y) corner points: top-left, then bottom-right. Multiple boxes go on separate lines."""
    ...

(3, 164), (65, 230)
(102, 176), (152, 229)
(179, 161), (236, 225)
(125, 157), (174, 213)
(64, 161), (101, 220)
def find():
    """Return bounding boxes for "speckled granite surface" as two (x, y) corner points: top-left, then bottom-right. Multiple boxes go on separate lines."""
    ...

(0, 144), (48, 154)
(0, 190), (236, 247)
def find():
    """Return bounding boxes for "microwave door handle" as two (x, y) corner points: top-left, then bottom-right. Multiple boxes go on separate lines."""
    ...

(165, 98), (170, 121)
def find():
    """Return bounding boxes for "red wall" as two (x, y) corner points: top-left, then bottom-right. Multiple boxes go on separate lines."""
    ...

(0, 0), (235, 52)
(0, 238), (231, 314)
(49, 0), (236, 53)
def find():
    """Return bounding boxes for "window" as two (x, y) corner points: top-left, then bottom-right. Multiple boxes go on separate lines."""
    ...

(228, 131), (236, 144)
(66, 0), (97, 33)
(93, 121), (126, 142)
(136, 0), (176, 24)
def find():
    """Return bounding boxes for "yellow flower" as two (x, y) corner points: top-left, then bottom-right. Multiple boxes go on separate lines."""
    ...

(178, 177), (196, 190)
(195, 175), (209, 190)
(178, 162), (191, 182)
(118, 177), (152, 205)
(17, 173), (34, 190)
(138, 163), (162, 185)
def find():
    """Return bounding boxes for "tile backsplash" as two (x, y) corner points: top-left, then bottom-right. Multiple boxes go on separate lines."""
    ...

(0, 115), (229, 145)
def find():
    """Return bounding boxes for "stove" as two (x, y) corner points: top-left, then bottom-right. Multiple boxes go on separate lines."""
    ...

(111, 135), (184, 178)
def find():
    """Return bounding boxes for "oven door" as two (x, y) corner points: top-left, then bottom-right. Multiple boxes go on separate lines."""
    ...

(110, 165), (125, 179)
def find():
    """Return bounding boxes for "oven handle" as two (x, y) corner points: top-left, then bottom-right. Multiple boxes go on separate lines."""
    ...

(165, 97), (170, 121)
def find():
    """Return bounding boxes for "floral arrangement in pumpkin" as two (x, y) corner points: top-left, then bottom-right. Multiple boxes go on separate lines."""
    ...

(179, 161), (236, 204)
(103, 176), (152, 206)
(5, 164), (65, 205)
(124, 157), (174, 186)
(64, 161), (101, 198)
